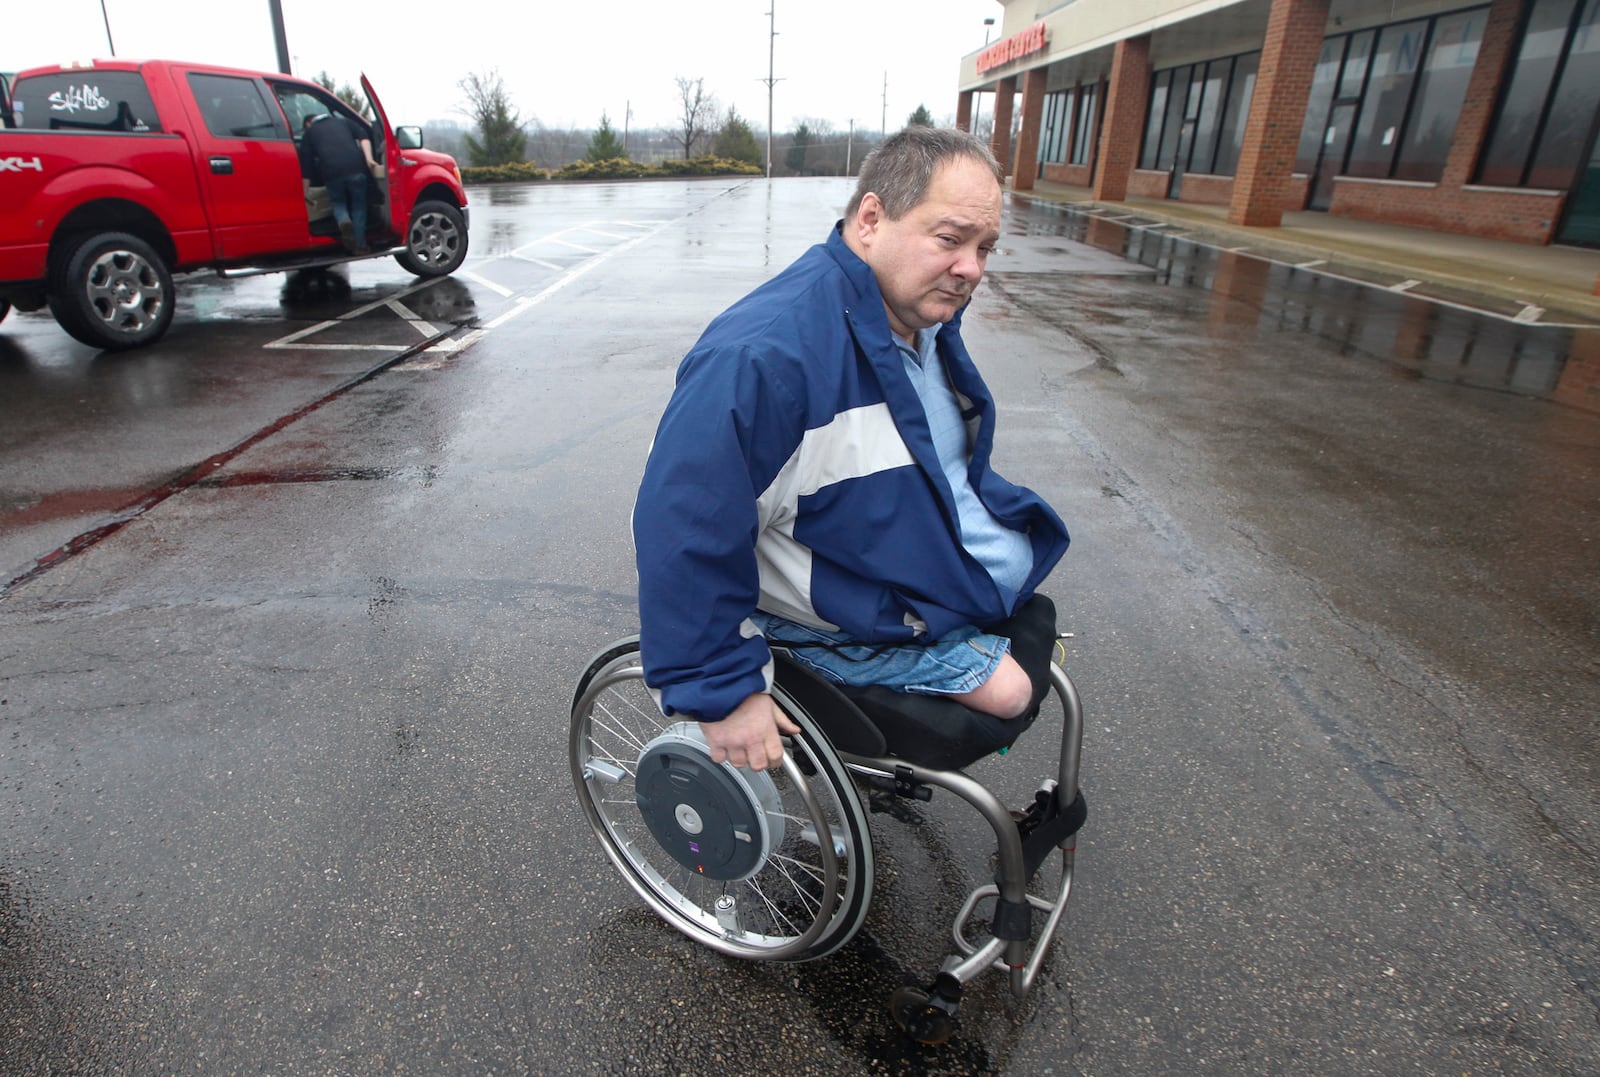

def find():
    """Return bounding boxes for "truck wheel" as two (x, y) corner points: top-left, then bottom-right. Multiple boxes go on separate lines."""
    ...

(49, 232), (174, 350)
(395, 200), (468, 277)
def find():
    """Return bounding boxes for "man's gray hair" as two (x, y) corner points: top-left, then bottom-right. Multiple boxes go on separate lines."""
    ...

(845, 126), (1003, 220)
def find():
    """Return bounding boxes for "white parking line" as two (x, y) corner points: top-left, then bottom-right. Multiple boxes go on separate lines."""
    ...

(550, 238), (601, 254)
(383, 299), (442, 337)
(268, 319), (341, 347)
(284, 191), (741, 362)
(264, 278), (440, 350)
(458, 270), (513, 297)
(514, 256), (567, 271)
(477, 214), (691, 334)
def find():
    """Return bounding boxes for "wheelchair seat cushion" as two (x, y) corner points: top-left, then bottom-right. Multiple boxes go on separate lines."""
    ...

(771, 595), (1058, 771)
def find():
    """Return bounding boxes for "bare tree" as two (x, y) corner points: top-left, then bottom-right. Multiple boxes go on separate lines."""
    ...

(674, 76), (718, 159)
(527, 120), (587, 167)
(458, 70), (526, 166)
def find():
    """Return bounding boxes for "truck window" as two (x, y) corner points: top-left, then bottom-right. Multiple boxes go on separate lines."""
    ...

(187, 73), (287, 140)
(272, 84), (371, 145)
(9, 70), (162, 132)
(274, 87), (337, 140)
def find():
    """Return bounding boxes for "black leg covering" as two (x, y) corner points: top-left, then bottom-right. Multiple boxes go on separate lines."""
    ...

(983, 594), (1059, 715)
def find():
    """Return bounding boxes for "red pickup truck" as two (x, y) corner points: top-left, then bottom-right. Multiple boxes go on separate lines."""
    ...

(0, 59), (470, 350)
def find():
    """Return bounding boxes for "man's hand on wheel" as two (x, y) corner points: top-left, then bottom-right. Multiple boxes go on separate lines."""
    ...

(700, 692), (801, 772)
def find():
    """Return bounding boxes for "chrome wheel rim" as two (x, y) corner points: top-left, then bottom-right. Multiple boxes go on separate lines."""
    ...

(407, 210), (461, 267)
(84, 248), (166, 336)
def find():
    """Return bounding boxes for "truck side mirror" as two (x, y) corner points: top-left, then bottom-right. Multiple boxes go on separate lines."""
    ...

(396, 126), (424, 150)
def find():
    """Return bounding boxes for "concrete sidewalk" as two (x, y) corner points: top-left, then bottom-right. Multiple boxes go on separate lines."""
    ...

(1016, 181), (1600, 327)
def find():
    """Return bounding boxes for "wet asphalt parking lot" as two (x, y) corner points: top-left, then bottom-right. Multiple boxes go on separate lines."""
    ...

(2, 177), (1597, 1075)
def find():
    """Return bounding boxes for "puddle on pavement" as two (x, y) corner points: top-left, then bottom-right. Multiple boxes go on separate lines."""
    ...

(1004, 201), (1600, 414)
(197, 464), (439, 488)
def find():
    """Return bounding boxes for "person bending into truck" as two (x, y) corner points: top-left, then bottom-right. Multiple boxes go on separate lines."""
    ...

(301, 111), (377, 253)
(633, 126), (1071, 773)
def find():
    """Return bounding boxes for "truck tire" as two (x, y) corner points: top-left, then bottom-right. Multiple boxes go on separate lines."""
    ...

(395, 200), (468, 277)
(49, 232), (175, 351)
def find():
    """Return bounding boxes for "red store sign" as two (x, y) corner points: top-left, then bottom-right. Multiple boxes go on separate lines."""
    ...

(976, 22), (1048, 74)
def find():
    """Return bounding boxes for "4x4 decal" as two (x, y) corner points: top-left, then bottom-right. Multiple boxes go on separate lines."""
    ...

(0, 157), (43, 172)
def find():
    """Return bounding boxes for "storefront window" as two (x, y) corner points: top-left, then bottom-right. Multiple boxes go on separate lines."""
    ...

(1039, 90), (1071, 164)
(1155, 67), (1192, 168)
(1338, 31), (1376, 98)
(1526, 0), (1600, 188)
(1190, 61), (1228, 174)
(1346, 19), (1430, 178)
(1478, 0), (1580, 186)
(1295, 40), (1344, 173)
(1071, 83), (1098, 166)
(1139, 52), (1258, 177)
(1142, 71), (1171, 168)
(1393, 7), (1485, 181)
(1212, 53), (1258, 176)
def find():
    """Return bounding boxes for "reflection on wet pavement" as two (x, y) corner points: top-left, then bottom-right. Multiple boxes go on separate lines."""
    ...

(999, 199), (1600, 413)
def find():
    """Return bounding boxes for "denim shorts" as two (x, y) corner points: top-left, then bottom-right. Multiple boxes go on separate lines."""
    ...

(752, 612), (1009, 696)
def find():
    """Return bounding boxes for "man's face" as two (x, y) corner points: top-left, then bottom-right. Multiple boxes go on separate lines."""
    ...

(848, 157), (1002, 342)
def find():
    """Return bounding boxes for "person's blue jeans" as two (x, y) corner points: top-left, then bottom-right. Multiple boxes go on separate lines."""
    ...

(326, 172), (368, 249)
(750, 612), (1010, 696)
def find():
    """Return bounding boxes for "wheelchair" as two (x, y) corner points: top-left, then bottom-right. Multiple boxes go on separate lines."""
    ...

(568, 596), (1087, 1045)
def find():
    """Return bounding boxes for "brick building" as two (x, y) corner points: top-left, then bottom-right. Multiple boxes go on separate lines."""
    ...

(958, 0), (1600, 248)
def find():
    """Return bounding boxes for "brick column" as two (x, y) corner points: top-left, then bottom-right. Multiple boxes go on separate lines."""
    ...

(956, 91), (974, 133)
(990, 76), (1017, 176)
(1092, 35), (1152, 201)
(1441, 0), (1526, 187)
(1013, 68), (1049, 190)
(1228, 0), (1330, 227)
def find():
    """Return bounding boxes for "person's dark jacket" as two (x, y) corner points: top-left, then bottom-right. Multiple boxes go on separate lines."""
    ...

(300, 113), (368, 185)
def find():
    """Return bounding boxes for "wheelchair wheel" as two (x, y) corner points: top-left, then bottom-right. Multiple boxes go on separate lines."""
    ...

(571, 638), (874, 961)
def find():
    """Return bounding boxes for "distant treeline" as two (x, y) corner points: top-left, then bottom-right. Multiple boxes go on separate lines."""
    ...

(461, 157), (763, 184)
(420, 120), (899, 180)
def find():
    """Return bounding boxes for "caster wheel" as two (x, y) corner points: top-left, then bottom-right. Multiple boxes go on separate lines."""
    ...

(889, 985), (956, 1045)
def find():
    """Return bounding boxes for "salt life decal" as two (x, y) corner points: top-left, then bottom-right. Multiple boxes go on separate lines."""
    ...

(47, 84), (111, 114)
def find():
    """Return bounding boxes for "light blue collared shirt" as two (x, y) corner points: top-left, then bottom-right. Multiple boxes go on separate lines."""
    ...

(897, 328), (1033, 606)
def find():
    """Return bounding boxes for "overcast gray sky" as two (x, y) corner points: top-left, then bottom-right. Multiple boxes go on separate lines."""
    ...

(9, 0), (1002, 133)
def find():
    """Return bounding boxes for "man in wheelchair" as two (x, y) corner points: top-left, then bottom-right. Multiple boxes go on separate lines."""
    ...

(634, 126), (1070, 773)
(589, 132), (1083, 1038)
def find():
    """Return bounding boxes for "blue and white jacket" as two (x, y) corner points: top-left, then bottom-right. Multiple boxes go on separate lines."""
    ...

(634, 225), (1070, 722)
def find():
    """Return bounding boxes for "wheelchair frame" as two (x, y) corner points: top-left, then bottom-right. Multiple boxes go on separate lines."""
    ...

(569, 634), (1086, 1044)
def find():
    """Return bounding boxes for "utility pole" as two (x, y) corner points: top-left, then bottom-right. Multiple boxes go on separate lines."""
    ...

(623, 100), (631, 158)
(763, 3), (780, 178)
(268, 0), (292, 74)
(846, 119), (854, 175)
(881, 71), (888, 137)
